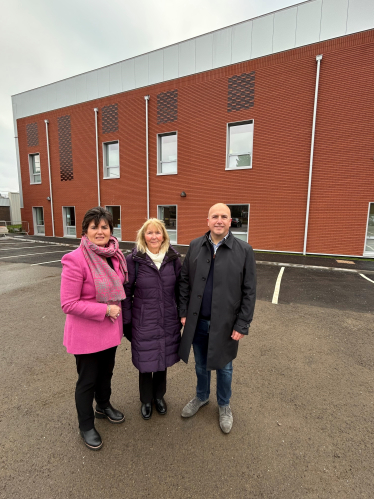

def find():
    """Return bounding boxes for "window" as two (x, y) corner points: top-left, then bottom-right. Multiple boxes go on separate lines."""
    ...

(364, 203), (374, 255)
(226, 121), (253, 170)
(227, 204), (249, 242)
(29, 153), (41, 183)
(32, 207), (44, 234)
(106, 205), (121, 240)
(103, 141), (119, 178)
(158, 133), (177, 174)
(158, 205), (177, 243)
(62, 207), (76, 237)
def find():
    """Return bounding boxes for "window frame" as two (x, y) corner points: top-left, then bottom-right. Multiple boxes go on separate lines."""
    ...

(363, 201), (374, 256)
(103, 140), (120, 179)
(226, 120), (254, 171)
(157, 132), (178, 176)
(62, 206), (77, 238)
(105, 205), (122, 241)
(29, 153), (42, 184)
(227, 203), (250, 243)
(157, 204), (178, 243)
(32, 206), (45, 235)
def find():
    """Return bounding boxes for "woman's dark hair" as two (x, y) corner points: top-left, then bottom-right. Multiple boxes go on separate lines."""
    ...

(81, 207), (113, 236)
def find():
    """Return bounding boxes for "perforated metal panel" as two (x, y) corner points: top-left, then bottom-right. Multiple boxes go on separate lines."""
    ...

(58, 115), (74, 181)
(102, 104), (118, 134)
(228, 72), (255, 112)
(157, 90), (178, 124)
(26, 123), (38, 147)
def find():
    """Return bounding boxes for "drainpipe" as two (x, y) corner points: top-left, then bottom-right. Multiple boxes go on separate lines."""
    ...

(44, 119), (55, 237)
(144, 96), (150, 219)
(94, 108), (101, 206)
(303, 54), (323, 255)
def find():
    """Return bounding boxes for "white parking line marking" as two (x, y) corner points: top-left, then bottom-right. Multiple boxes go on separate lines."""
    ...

(272, 267), (285, 304)
(359, 273), (374, 284)
(0, 245), (47, 251)
(0, 250), (70, 259)
(31, 259), (63, 266)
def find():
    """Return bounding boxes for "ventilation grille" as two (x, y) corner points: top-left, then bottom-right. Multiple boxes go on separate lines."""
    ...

(26, 123), (39, 147)
(228, 72), (255, 112)
(58, 115), (74, 181)
(102, 104), (118, 134)
(157, 90), (178, 124)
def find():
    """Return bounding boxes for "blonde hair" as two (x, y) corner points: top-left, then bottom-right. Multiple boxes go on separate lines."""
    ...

(136, 218), (170, 253)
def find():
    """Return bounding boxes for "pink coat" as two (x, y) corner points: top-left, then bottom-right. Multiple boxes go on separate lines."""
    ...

(61, 247), (124, 355)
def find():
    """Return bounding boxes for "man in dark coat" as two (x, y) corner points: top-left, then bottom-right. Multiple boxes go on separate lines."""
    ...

(178, 203), (256, 433)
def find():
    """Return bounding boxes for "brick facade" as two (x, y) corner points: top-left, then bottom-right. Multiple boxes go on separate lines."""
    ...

(17, 29), (374, 255)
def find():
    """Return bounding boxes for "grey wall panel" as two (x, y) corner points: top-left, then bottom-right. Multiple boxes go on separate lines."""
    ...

(295, 0), (322, 47)
(97, 67), (110, 98)
(251, 14), (274, 59)
(320, 0), (349, 41)
(179, 39), (196, 77)
(135, 54), (149, 88)
(148, 49), (164, 85)
(273, 6), (297, 53)
(231, 21), (252, 64)
(109, 63), (122, 95)
(163, 44), (179, 82)
(213, 27), (232, 69)
(347, 0), (374, 35)
(121, 58), (135, 92)
(75, 74), (88, 104)
(195, 34), (213, 73)
(85, 70), (99, 101)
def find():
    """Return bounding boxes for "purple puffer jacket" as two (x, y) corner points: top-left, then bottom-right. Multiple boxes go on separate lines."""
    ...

(122, 246), (182, 373)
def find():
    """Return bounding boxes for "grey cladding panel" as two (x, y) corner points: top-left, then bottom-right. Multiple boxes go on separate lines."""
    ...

(26, 123), (39, 147)
(58, 115), (74, 181)
(228, 72), (255, 112)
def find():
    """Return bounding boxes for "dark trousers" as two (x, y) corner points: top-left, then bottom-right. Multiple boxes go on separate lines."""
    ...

(139, 369), (167, 404)
(74, 346), (117, 431)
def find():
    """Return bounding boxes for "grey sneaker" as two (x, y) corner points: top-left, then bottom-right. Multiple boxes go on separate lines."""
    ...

(219, 405), (233, 433)
(181, 397), (209, 418)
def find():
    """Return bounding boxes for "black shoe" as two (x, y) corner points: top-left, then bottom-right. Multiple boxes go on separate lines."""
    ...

(80, 427), (103, 451)
(155, 398), (167, 415)
(95, 403), (125, 424)
(141, 403), (152, 420)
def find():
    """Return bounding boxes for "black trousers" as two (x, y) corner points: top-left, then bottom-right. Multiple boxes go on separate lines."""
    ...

(74, 346), (117, 431)
(139, 369), (167, 404)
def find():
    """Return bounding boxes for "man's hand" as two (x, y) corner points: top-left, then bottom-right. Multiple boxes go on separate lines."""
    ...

(231, 330), (244, 341)
(181, 317), (186, 326)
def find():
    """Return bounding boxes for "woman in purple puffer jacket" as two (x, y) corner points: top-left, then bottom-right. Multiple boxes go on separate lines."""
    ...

(122, 218), (182, 420)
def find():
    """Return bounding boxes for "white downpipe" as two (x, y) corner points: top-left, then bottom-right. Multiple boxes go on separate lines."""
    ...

(44, 120), (55, 237)
(144, 96), (150, 219)
(303, 54), (323, 256)
(94, 108), (101, 206)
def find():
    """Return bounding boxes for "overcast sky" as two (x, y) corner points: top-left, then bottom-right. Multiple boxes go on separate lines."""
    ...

(0, 0), (301, 194)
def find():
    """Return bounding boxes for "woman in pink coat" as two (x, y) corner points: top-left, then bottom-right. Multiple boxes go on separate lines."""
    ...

(61, 207), (128, 451)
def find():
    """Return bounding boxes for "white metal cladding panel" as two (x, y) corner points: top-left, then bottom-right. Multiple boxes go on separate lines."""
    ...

(213, 27), (232, 69)
(163, 44), (179, 81)
(97, 67), (110, 98)
(195, 33), (213, 73)
(75, 73), (88, 104)
(109, 63), (122, 95)
(320, 0), (349, 41)
(231, 21), (252, 64)
(85, 71), (99, 101)
(148, 49), (164, 85)
(179, 39), (196, 77)
(121, 58), (135, 91)
(9, 192), (21, 223)
(251, 13), (274, 59)
(347, 0), (374, 35)
(135, 54), (149, 88)
(273, 6), (297, 53)
(295, 0), (323, 47)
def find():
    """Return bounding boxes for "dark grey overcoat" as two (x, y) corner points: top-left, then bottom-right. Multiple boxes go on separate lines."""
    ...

(178, 231), (256, 370)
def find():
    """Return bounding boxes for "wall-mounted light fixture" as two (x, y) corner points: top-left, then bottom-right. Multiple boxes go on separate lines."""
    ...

(180, 191), (187, 197)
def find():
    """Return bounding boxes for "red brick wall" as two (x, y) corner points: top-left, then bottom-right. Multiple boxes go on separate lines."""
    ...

(18, 29), (374, 255)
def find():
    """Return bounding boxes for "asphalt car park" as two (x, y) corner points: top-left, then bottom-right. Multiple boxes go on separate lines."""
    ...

(1, 235), (374, 498)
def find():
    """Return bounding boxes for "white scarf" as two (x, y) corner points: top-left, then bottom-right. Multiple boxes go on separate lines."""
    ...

(146, 248), (166, 270)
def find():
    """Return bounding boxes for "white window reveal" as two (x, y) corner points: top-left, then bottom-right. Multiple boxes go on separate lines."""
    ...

(364, 203), (374, 256)
(63, 206), (76, 237)
(227, 204), (249, 242)
(158, 205), (177, 243)
(32, 207), (45, 234)
(226, 121), (254, 170)
(103, 141), (120, 178)
(106, 205), (121, 240)
(29, 153), (41, 184)
(158, 133), (177, 174)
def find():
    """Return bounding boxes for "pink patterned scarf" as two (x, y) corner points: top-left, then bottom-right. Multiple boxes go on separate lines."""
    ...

(80, 235), (128, 304)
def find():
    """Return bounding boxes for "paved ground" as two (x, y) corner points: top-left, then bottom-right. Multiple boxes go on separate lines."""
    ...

(1, 236), (373, 498)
